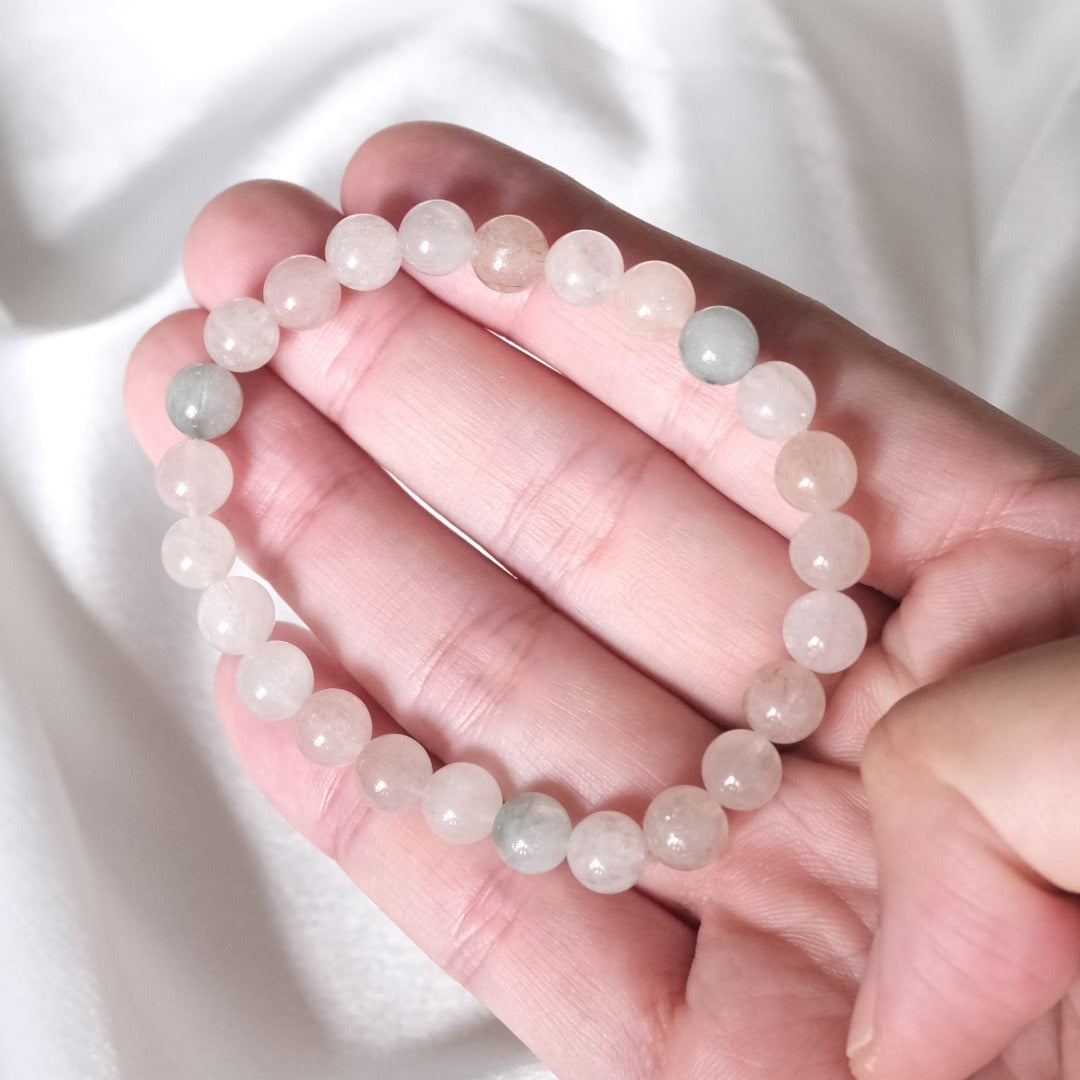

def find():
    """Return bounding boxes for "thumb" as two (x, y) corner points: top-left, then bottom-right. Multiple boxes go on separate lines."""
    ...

(848, 636), (1080, 1080)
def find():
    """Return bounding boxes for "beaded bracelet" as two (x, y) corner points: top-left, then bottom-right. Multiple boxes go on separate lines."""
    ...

(156, 200), (869, 894)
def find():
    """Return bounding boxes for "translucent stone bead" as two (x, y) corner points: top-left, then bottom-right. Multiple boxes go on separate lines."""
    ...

(642, 785), (729, 871)
(613, 260), (696, 339)
(354, 733), (433, 813)
(196, 576), (276, 655)
(235, 640), (314, 720)
(701, 729), (783, 811)
(470, 214), (548, 292)
(544, 229), (623, 306)
(160, 516), (235, 589)
(566, 810), (647, 894)
(782, 590), (868, 674)
(678, 306), (759, 385)
(735, 361), (815, 441)
(492, 792), (572, 874)
(398, 199), (474, 276)
(203, 297), (279, 372)
(421, 762), (503, 845)
(775, 431), (858, 512)
(263, 254), (341, 330)
(743, 659), (826, 744)
(154, 439), (233, 516)
(165, 363), (243, 439)
(325, 213), (402, 291)
(294, 688), (373, 767)
(789, 511), (871, 590)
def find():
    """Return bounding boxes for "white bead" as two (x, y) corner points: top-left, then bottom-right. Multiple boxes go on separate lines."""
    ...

(421, 762), (503, 845)
(544, 229), (623, 306)
(471, 214), (548, 292)
(492, 792), (572, 874)
(398, 200), (474, 276)
(678, 306), (759, 385)
(294, 688), (372, 767)
(735, 361), (815, 440)
(203, 297), (279, 372)
(566, 810), (647, 894)
(234, 639), (313, 720)
(263, 254), (341, 330)
(789, 511), (870, 590)
(643, 785), (729, 870)
(154, 439), (233, 516)
(354, 733), (432, 812)
(613, 260), (696, 338)
(160, 516), (235, 588)
(325, 214), (402, 291)
(782, 590), (867, 674)
(701, 729), (783, 811)
(775, 431), (858, 512)
(196, 576), (276, 654)
(743, 660), (826, 744)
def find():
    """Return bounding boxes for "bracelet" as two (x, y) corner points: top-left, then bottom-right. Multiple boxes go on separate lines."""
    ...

(155, 199), (869, 894)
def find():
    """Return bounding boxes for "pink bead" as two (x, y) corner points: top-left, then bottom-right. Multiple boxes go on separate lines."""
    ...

(263, 254), (341, 330)
(160, 516), (235, 588)
(789, 511), (870, 590)
(701, 729), (782, 811)
(782, 590), (867, 674)
(774, 431), (857, 511)
(398, 200), (474, 276)
(196, 576), (276, 655)
(743, 660), (826, 744)
(235, 640), (314, 720)
(203, 297), (279, 372)
(736, 361), (816, 441)
(354, 733), (432, 813)
(471, 214), (548, 292)
(154, 439), (233, 516)
(294, 688), (373, 767)
(643, 785), (729, 870)
(566, 811), (647, 894)
(325, 214), (401, 291)
(544, 229), (623, 306)
(613, 260), (696, 338)
(421, 762), (503, 845)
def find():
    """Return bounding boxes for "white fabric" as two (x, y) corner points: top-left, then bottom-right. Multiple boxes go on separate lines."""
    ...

(1, 2), (1077, 1076)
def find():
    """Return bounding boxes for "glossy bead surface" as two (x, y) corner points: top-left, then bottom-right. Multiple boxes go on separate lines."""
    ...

(196, 576), (276, 654)
(492, 792), (573, 874)
(399, 200), (474, 276)
(701, 729), (783, 811)
(203, 297), (279, 372)
(613, 260), (695, 338)
(294, 688), (373, 767)
(160, 516), (235, 588)
(325, 213), (402, 291)
(743, 660), (826, 744)
(566, 811), (647, 894)
(354, 733), (432, 813)
(643, 785), (729, 871)
(735, 361), (815, 441)
(471, 214), (548, 292)
(263, 254), (341, 330)
(782, 590), (867, 674)
(154, 439), (233, 516)
(165, 363), (243, 439)
(235, 640), (314, 720)
(544, 229), (623, 306)
(678, 306), (759, 385)
(421, 762), (503, 845)
(789, 511), (871, 590)
(775, 431), (858, 511)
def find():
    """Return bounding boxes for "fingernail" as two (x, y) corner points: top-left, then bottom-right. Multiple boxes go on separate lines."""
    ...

(846, 939), (880, 1076)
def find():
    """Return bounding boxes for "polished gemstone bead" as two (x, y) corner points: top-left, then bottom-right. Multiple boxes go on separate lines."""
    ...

(775, 431), (858, 511)
(471, 214), (548, 292)
(398, 199), (474, 276)
(735, 361), (815, 440)
(782, 590), (867, 674)
(203, 297), (279, 372)
(492, 792), (572, 874)
(263, 254), (341, 330)
(678, 306), (759, 385)
(235, 640), (314, 720)
(421, 762), (503, 845)
(160, 516), (235, 588)
(643, 785), (729, 871)
(701, 729), (783, 811)
(294, 688), (373, 767)
(613, 260), (696, 338)
(544, 229), (623, 306)
(789, 511), (871, 590)
(743, 659), (826, 744)
(196, 576), (276, 654)
(154, 439), (233, 516)
(566, 810), (647, 894)
(325, 213), (402, 291)
(165, 363), (243, 439)
(354, 733), (433, 813)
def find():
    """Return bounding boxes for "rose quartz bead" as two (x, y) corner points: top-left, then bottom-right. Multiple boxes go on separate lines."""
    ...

(160, 516), (235, 588)
(165, 363), (243, 440)
(775, 431), (858, 512)
(678, 305), (759, 385)
(701, 729), (783, 811)
(263, 254), (341, 330)
(325, 214), (402, 291)
(544, 229), (623, 306)
(294, 688), (373, 767)
(196, 576), (276, 654)
(613, 260), (696, 339)
(492, 792), (572, 874)
(643, 785), (729, 871)
(398, 199), (474, 276)
(782, 590), (867, 674)
(566, 810), (647, 894)
(743, 660), (826, 744)
(203, 297), (279, 372)
(154, 439), (233, 516)
(735, 361), (815, 441)
(789, 511), (871, 590)
(235, 640), (314, 720)
(471, 214), (548, 292)
(354, 733), (433, 813)
(422, 762), (503, 845)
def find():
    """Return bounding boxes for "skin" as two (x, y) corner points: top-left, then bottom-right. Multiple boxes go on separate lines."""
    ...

(124, 123), (1080, 1079)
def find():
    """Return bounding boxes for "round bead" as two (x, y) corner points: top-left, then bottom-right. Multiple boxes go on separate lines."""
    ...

(196, 576), (276, 655)
(678, 306), (759, 385)
(235, 640), (314, 720)
(470, 214), (548, 292)
(701, 729), (783, 811)
(398, 200), (474, 276)
(294, 688), (373, 767)
(782, 590), (868, 674)
(325, 214), (402, 291)
(735, 361), (815, 441)
(203, 298), (279, 372)
(165, 363), (243, 439)
(160, 516), (235, 589)
(492, 792), (572, 874)
(544, 229), (623, 306)
(612, 260), (696, 339)
(421, 762), (503, 845)
(565, 810), (647, 894)
(354, 733), (433, 813)
(642, 785), (729, 871)
(775, 431), (858, 512)
(263, 254), (341, 330)
(743, 660), (826, 744)
(154, 439), (233, 516)
(789, 511), (871, 590)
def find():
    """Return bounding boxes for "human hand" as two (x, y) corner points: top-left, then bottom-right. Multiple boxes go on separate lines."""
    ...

(124, 123), (1080, 1079)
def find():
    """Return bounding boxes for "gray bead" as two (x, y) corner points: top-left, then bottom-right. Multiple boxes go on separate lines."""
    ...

(492, 792), (572, 875)
(678, 305), (759, 385)
(165, 363), (243, 439)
